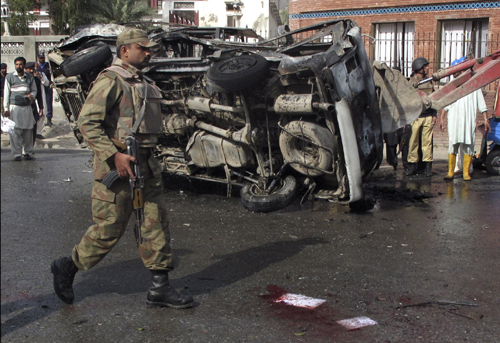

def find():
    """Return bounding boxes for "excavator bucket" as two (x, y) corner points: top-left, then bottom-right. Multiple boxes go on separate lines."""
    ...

(372, 61), (424, 133)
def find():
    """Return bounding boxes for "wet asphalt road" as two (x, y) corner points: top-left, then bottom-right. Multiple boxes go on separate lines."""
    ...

(1, 145), (499, 343)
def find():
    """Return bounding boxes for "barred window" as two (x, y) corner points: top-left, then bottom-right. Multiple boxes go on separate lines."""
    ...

(373, 22), (415, 77)
(439, 19), (489, 69)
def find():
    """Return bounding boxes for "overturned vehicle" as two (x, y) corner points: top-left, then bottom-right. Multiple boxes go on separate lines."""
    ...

(49, 20), (490, 212)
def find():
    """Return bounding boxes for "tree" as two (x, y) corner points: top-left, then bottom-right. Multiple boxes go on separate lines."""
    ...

(280, 7), (289, 26)
(7, 0), (39, 36)
(91, 0), (154, 24)
(45, 0), (94, 35)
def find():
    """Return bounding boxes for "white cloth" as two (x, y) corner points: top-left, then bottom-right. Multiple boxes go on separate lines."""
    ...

(36, 72), (48, 134)
(444, 89), (487, 155)
(38, 72), (49, 116)
(36, 113), (45, 135)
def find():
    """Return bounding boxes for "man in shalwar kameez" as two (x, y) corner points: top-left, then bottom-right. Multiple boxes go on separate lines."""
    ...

(3, 57), (37, 160)
(440, 57), (490, 181)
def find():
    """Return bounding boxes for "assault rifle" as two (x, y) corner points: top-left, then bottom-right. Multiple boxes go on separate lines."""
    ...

(102, 136), (145, 244)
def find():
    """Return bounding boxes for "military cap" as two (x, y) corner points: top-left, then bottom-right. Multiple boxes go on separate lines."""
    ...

(0, 63), (6, 69)
(25, 61), (36, 69)
(37, 53), (45, 58)
(116, 28), (159, 48)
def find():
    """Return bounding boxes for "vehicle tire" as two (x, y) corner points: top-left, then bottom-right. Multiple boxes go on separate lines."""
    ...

(60, 45), (112, 77)
(207, 54), (269, 92)
(279, 121), (335, 177)
(485, 150), (500, 175)
(240, 175), (298, 213)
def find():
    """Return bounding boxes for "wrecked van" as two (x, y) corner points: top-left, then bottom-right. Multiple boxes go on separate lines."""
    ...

(47, 19), (412, 212)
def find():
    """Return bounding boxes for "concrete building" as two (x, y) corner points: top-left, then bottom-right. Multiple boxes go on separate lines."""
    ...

(162, 0), (287, 39)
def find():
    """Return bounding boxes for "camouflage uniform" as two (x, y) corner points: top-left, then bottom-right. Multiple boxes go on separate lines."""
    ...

(73, 58), (173, 271)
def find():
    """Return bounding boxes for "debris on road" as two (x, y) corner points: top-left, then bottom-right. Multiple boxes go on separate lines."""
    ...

(359, 231), (375, 239)
(366, 185), (435, 202)
(396, 300), (479, 309)
(336, 316), (378, 330)
(273, 293), (326, 309)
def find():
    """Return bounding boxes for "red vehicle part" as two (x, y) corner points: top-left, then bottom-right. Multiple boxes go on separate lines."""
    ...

(425, 49), (500, 111)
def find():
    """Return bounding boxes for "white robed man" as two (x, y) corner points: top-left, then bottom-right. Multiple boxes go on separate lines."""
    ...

(439, 57), (490, 181)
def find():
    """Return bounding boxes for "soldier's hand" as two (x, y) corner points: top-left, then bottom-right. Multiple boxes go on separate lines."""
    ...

(114, 152), (136, 180)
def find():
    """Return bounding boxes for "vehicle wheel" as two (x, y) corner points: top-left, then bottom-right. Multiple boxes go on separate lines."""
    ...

(60, 45), (112, 77)
(485, 150), (500, 175)
(207, 54), (269, 92)
(279, 121), (335, 177)
(240, 175), (298, 212)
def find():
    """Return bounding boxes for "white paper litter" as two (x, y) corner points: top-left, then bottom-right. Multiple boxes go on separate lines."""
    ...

(336, 316), (378, 330)
(274, 293), (326, 309)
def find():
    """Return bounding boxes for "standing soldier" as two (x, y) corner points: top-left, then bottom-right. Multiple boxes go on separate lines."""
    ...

(51, 28), (194, 309)
(406, 58), (437, 177)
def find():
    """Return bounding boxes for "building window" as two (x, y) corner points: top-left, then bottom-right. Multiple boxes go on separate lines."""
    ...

(439, 19), (489, 69)
(373, 22), (415, 77)
(174, 2), (194, 9)
(226, 1), (242, 27)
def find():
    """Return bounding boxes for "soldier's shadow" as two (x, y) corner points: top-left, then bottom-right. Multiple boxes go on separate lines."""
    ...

(1, 237), (328, 337)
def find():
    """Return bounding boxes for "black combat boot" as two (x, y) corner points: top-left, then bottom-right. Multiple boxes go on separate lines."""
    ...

(146, 270), (194, 309)
(51, 256), (78, 304)
(405, 163), (416, 176)
(424, 162), (432, 177)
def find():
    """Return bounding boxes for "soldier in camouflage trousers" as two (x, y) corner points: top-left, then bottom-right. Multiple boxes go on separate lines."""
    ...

(51, 28), (193, 309)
